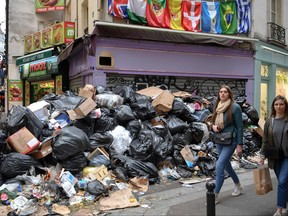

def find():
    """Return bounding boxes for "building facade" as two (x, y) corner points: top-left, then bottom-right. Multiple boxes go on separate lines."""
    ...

(6, 0), (71, 110)
(59, 0), (257, 104)
(251, 0), (288, 120)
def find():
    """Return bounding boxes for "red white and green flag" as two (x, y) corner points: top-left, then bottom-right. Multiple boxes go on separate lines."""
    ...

(127, 0), (148, 24)
(146, 0), (170, 28)
(220, 1), (237, 34)
(182, 0), (202, 32)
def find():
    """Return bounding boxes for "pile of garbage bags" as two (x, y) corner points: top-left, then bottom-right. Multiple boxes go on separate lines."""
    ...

(0, 85), (262, 214)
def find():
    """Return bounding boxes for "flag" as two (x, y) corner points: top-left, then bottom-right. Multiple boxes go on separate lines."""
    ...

(236, 0), (251, 33)
(220, 1), (237, 34)
(168, 0), (183, 30)
(127, 0), (147, 24)
(182, 0), (201, 32)
(108, 0), (128, 19)
(146, 0), (170, 28)
(201, 2), (221, 33)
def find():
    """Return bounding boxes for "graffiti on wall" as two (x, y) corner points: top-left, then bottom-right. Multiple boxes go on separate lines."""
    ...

(107, 75), (247, 98)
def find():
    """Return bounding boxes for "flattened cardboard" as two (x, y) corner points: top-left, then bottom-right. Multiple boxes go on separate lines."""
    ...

(152, 90), (174, 114)
(136, 87), (163, 99)
(173, 91), (192, 98)
(180, 145), (195, 168)
(87, 147), (109, 161)
(253, 118), (265, 137)
(7, 127), (40, 154)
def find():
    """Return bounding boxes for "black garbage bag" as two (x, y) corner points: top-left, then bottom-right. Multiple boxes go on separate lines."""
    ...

(0, 153), (42, 179)
(126, 120), (142, 138)
(89, 132), (113, 150)
(52, 126), (90, 161)
(59, 152), (88, 175)
(0, 130), (9, 153)
(129, 129), (156, 162)
(115, 105), (136, 126)
(7, 105), (43, 138)
(197, 156), (217, 178)
(205, 96), (216, 113)
(176, 165), (193, 178)
(0, 113), (7, 132)
(191, 109), (211, 123)
(190, 124), (205, 144)
(73, 115), (95, 138)
(166, 115), (189, 135)
(0, 173), (4, 187)
(169, 99), (195, 123)
(130, 98), (157, 121)
(172, 130), (193, 150)
(173, 150), (186, 165)
(43, 91), (85, 111)
(113, 86), (136, 104)
(111, 155), (159, 184)
(243, 105), (259, 126)
(235, 96), (246, 107)
(87, 179), (109, 196)
(94, 116), (117, 133)
(112, 166), (129, 182)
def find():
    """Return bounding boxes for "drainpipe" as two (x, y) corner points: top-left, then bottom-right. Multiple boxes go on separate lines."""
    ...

(5, 0), (9, 113)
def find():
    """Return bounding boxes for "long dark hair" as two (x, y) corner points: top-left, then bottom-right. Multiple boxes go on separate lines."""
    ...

(270, 95), (288, 119)
(211, 85), (234, 124)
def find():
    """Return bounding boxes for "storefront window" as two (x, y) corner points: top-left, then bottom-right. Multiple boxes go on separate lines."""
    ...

(260, 83), (268, 120)
(261, 65), (269, 77)
(276, 68), (288, 98)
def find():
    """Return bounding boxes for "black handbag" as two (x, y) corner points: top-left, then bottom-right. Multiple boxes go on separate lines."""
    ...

(213, 131), (233, 145)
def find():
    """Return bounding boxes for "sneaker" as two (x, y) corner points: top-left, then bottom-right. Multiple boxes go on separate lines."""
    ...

(231, 184), (244, 197)
(273, 212), (282, 216)
(215, 193), (218, 204)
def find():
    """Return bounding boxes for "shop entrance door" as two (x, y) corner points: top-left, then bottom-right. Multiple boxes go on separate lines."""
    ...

(30, 80), (54, 103)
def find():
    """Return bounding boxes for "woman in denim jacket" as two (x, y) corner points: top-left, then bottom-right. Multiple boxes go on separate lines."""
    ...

(211, 85), (244, 204)
(260, 95), (288, 216)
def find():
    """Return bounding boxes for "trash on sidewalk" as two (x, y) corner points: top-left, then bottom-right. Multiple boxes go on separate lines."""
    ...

(98, 188), (140, 211)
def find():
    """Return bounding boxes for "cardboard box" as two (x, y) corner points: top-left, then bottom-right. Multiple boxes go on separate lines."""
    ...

(136, 87), (163, 99)
(27, 100), (50, 121)
(78, 88), (94, 99)
(7, 127), (40, 154)
(152, 90), (175, 114)
(253, 118), (265, 137)
(87, 147), (109, 161)
(67, 98), (97, 120)
(29, 137), (53, 159)
(180, 145), (195, 168)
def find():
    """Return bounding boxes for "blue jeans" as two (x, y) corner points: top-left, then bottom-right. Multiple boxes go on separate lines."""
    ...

(273, 157), (288, 209)
(215, 139), (239, 193)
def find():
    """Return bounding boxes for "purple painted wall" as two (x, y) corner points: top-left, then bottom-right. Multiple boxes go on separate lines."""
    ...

(68, 37), (255, 102)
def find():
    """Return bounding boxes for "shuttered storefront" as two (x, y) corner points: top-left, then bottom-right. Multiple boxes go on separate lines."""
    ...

(106, 74), (246, 98)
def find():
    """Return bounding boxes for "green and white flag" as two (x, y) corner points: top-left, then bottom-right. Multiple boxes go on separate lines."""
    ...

(127, 0), (147, 24)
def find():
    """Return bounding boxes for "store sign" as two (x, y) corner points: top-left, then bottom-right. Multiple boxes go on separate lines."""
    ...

(29, 61), (47, 77)
(35, 0), (65, 13)
(19, 57), (58, 78)
(46, 57), (58, 74)
(22, 21), (75, 55)
(16, 48), (53, 66)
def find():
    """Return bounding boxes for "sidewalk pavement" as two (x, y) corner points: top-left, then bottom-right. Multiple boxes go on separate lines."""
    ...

(104, 168), (279, 216)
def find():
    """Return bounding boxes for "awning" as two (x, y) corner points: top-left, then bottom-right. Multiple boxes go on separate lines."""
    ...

(92, 21), (259, 46)
(58, 21), (259, 64)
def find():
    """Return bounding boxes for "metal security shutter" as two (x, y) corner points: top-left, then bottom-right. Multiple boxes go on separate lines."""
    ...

(70, 77), (83, 93)
(106, 74), (246, 98)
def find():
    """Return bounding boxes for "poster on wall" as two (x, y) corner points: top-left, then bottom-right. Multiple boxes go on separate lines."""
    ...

(52, 21), (75, 45)
(9, 80), (23, 102)
(25, 81), (30, 106)
(35, 0), (65, 13)
(55, 75), (63, 95)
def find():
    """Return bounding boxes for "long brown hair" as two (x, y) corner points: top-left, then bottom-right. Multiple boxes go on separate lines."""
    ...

(270, 95), (288, 119)
(211, 85), (234, 124)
